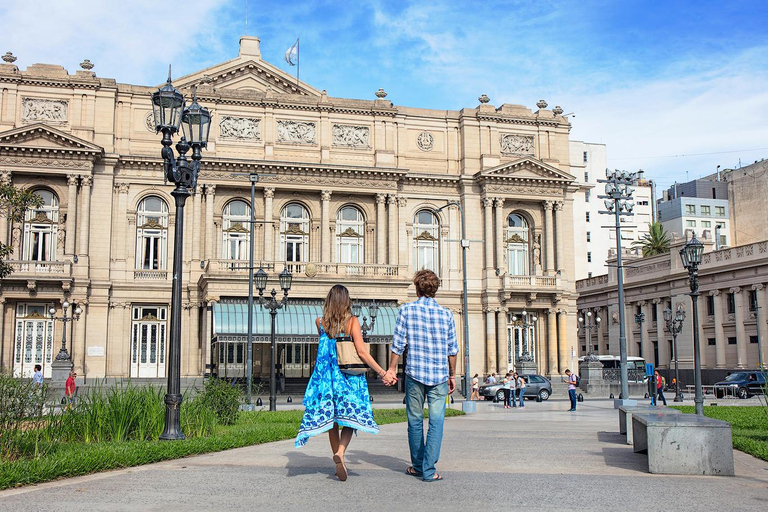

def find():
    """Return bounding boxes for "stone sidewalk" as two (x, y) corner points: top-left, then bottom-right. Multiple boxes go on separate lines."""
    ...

(1, 399), (766, 512)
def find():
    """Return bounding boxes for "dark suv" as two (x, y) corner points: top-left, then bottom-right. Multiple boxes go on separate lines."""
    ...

(713, 372), (766, 399)
(479, 374), (553, 401)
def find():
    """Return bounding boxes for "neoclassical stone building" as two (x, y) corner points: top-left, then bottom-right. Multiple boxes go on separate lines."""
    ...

(0, 37), (579, 385)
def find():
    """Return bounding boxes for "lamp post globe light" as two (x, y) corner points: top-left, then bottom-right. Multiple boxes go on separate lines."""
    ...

(680, 234), (705, 416)
(152, 69), (211, 441)
(352, 300), (379, 340)
(48, 301), (82, 360)
(598, 169), (637, 402)
(663, 306), (686, 402)
(255, 267), (292, 412)
(511, 310), (538, 363)
(578, 310), (601, 355)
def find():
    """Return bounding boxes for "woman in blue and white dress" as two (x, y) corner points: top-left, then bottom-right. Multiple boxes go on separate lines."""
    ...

(295, 284), (390, 481)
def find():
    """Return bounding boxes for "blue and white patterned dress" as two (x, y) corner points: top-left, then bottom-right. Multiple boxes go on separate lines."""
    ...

(295, 324), (379, 448)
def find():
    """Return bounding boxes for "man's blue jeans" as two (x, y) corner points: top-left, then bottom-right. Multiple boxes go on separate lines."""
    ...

(568, 388), (577, 410)
(518, 387), (525, 407)
(405, 375), (448, 481)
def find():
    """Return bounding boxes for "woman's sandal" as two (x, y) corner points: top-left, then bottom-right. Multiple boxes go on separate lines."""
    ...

(405, 466), (422, 477)
(333, 454), (347, 481)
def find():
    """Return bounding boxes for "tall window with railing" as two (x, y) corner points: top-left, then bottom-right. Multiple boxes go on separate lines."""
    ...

(280, 203), (310, 270)
(506, 213), (529, 275)
(336, 206), (364, 264)
(135, 196), (168, 270)
(22, 189), (59, 262)
(413, 210), (440, 274)
(222, 200), (251, 261)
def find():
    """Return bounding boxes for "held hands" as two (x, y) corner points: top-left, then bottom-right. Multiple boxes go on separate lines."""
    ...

(382, 369), (399, 386)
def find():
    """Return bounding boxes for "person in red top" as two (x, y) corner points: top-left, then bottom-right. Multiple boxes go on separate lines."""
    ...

(65, 371), (77, 409)
(654, 370), (667, 406)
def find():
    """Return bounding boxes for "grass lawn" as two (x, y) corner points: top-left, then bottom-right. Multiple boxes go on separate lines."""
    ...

(0, 407), (464, 490)
(672, 406), (768, 462)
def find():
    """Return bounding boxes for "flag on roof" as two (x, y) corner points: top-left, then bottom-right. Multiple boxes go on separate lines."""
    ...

(285, 39), (299, 66)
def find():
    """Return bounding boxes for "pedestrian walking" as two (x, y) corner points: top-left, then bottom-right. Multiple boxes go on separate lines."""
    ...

(65, 371), (77, 410)
(295, 284), (396, 482)
(654, 370), (667, 406)
(32, 364), (43, 388)
(565, 369), (578, 411)
(470, 373), (480, 401)
(386, 270), (459, 482)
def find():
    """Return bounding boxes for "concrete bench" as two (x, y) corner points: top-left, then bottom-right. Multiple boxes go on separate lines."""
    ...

(632, 413), (734, 476)
(619, 405), (680, 445)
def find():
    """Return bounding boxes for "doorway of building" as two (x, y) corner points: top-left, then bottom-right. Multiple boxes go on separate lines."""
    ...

(13, 303), (54, 378)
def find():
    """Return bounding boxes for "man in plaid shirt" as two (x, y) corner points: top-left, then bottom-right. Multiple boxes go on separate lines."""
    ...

(386, 269), (458, 482)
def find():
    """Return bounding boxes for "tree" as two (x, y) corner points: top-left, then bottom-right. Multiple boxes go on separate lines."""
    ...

(633, 222), (671, 257)
(0, 184), (44, 278)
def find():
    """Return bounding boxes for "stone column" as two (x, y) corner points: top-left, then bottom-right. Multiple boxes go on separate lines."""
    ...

(497, 309), (508, 373)
(710, 290), (726, 368)
(387, 195), (397, 264)
(77, 175), (92, 259)
(0, 171), (10, 247)
(485, 309), (497, 375)
(192, 185), (203, 262)
(639, 302), (652, 361)
(695, 294), (707, 369)
(494, 198), (504, 272)
(204, 185), (216, 262)
(483, 197), (493, 270)
(732, 287), (747, 368)
(114, 182), (129, 262)
(653, 299), (669, 368)
(263, 188), (274, 262)
(543, 200), (555, 275)
(596, 307), (606, 350)
(65, 174), (79, 256)
(321, 190), (332, 262)
(625, 303), (635, 356)
(547, 309), (557, 376)
(375, 193), (386, 264)
(553, 201), (564, 272)
(397, 197), (409, 269)
(754, 284), (768, 366)
(557, 309), (568, 373)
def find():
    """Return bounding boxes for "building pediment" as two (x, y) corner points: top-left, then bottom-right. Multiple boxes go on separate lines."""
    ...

(170, 37), (321, 97)
(0, 123), (103, 155)
(475, 157), (575, 183)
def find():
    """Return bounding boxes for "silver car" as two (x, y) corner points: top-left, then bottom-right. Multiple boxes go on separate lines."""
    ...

(479, 374), (553, 401)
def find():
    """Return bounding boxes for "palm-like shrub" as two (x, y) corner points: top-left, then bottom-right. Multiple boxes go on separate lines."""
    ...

(633, 222), (670, 257)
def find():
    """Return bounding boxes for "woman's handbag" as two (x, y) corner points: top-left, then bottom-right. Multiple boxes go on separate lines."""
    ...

(335, 335), (370, 375)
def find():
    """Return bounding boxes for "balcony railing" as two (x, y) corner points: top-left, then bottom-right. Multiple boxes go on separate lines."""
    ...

(502, 274), (559, 289)
(207, 260), (406, 279)
(7, 260), (72, 276)
(133, 270), (169, 280)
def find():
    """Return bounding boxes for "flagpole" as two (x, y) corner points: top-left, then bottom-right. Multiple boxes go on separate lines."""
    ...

(296, 38), (300, 91)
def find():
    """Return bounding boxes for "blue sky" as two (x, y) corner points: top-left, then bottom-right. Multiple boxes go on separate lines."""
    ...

(2, 0), (767, 190)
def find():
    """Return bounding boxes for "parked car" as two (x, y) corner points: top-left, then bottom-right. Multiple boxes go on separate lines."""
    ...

(713, 372), (766, 399)
(479, 374), (552, 401)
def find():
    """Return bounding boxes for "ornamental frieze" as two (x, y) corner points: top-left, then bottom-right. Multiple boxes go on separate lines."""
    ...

(332, 124), (369, 148)
(220, 116), (261, 140)
(0, 156), (93, 170)
(500, 134), (534, 155)
(22, 98), (68, 123)
(277, 120), (316, 144)
(485, 183), (561, 196)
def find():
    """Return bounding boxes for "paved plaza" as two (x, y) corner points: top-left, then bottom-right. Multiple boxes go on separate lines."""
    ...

(1, 397), (766, 512)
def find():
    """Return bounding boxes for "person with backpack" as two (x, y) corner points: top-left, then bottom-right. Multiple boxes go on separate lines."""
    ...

(654, 370), (667, 406)
(564, 369), (578, 411)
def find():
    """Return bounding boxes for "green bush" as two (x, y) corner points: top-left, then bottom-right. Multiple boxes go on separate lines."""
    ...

(0, 369), (49, 461)
(197, 378), (242, 425)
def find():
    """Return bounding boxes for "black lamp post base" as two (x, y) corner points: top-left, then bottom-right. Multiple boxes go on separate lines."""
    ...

(159, 393), (185, 441)
(673, 393), (684, 402)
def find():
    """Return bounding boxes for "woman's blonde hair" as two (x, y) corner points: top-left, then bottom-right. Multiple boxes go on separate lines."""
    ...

(322, 284), (352, 338)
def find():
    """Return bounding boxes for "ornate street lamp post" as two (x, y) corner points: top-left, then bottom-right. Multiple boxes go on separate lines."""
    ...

(663, 306), (685, 402)
(511, 310), (538, 362)
(680, 234), (705, 416)
(255, 268), (292, 412)
(578, 310), (601, 354)
(634, 312), (645, 359)
(152, 70), (211, 440)
(352, 300), (379, 340)
(599, 169), (637, 401)
(48, 301), (82, 360)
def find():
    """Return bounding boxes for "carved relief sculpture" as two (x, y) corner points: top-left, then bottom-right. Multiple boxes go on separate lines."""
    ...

(220, 116), (261, 140)
(332, 124), (370, 148)
(22, 98), (68, 122)
(277, 120), (316, 144)
(417, 131), (434, 152)
(500, 134), (534, 156)
(144, 112), (155, 133)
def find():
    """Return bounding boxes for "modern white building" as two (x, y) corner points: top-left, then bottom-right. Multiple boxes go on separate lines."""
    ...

(658, 179), (730, 248)
(571, 141), (653, 280)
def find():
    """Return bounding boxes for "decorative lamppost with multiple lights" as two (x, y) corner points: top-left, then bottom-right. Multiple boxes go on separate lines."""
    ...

(663, 306), (686, 402)
(152, 70), (211, 440)
(634, 311), (646, 359)
(598, 169), (637, 402)
(48, 301), (82, 361)
(511, 310), (538, 363)
(352, 300), (379, 340)
(680, 234), (705, 416)
(578, 310), (601, 354)
(255, 268), (293, 412)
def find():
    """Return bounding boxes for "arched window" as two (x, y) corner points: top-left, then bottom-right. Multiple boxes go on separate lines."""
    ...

(506, 213), (529, 275)
(280, 203), (310, 269)
(222, 200), (251, 261)
(413, 210), (439, 274)
(336, 206), (364, 264)
(23, 190), (59, 262)
(135, 196), (168, 270)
